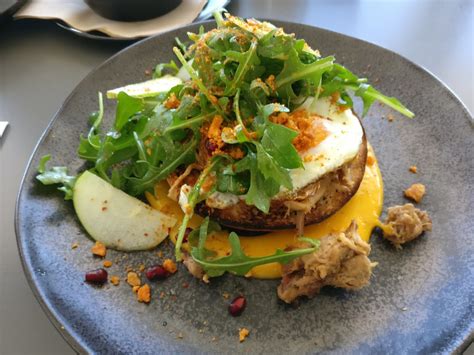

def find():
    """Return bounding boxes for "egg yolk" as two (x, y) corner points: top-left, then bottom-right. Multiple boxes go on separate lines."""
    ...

(146, 144), (383, 280)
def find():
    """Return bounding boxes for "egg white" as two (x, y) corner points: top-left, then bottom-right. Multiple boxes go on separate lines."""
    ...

(281, 97), (363, 195)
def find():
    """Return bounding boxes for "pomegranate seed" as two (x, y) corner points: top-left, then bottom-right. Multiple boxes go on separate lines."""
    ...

(228, 296), (246, 317)
(145, 265), (169, 281)
(183, 227), (193, 243)
(85, 268), (108, 284)
(205, 140), (217, 153)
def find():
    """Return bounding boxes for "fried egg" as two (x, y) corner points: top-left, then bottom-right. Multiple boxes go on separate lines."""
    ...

(283, 96), (364, 194)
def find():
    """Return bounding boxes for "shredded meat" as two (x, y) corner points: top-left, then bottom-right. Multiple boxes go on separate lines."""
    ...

(167, 163), (200, 201)
(382, 204), (432, 247)
(182, 253), (205, 280)
(277, 221), (375, 304)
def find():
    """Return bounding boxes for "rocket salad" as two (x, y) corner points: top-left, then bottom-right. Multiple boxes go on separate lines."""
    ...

(37, 11), (413, 276)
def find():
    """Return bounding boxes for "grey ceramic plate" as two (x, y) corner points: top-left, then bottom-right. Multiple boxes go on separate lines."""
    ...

(16, 20), (474, 354)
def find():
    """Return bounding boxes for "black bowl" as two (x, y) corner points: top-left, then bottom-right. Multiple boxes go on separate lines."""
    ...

(84, 0), (182, 22)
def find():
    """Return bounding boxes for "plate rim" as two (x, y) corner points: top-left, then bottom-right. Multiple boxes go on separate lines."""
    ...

(14, 19), (474, 354)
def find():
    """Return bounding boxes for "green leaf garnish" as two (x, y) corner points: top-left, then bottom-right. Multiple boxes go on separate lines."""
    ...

(36, 155), (77, 200)
(275, 48), (334, 98)
(190, 219), (320, 277)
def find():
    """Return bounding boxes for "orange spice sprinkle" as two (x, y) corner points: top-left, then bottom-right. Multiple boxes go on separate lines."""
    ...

(164, 93), (181, 110)
(103, 260), (113, 268)
(163, 259), (177, 274)
(127, 272), (141, 287)
(303, 155), (315, 163)
(91, 241), (106, 257)
(137, 284), (151, 303)
(270, 109), (328, 152)
(110, 276), (120, 286)
(409, 165), (418, 173)
(228, 146), (245, 160)
(208, 115), (223, 139)
(239, 328), (250, 342)
(367, 155), (376, 166)
(265, 75), (276, 91)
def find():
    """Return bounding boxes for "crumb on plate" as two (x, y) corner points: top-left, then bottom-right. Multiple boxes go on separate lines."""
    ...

(110, 276), (120, 286)
(91, 241), (106, 257)
(137, 284), (151, 303)
(71, 243), (79, 250)
(404, 183), (426, 203)
(409, 165), (418, 173)
(239, 328), (250, 342)
(103, 260), (113, 268)
(163, 259), (177, 274)
(127, 271), (141, 287)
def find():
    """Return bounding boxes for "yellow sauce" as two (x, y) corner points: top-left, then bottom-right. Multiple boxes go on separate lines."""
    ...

(146, 145), (384, 279)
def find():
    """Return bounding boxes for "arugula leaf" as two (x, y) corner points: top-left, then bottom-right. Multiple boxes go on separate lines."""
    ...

(164, 111), (215, 134)
(234, 152), (279, 213)
(127, 133), (199, 196)
(258, 30), (295, 59)
(261, 122), (302, 169)
(320, 64), (414, 118)
(216, 161), (249, 195)
(223, 39), (260, 96)
(36, 155), (77, 200)
(275, 48), (334, 99)
(353, 83), (414, 118)
(115, 92), (144, 131)
(255, 143), (292, 190)
(153, 60), (179, 79)
(173, 47), (226, 117)
(187, 217), (221, 248)
(191, 226), (320, 277)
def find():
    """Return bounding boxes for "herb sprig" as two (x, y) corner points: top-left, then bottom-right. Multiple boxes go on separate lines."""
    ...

(191, 217), (320, 277)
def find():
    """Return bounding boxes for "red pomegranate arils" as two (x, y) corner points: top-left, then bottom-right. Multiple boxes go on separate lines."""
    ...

(228, 296), (246, 317)
(205, 140), (218, 153)
(183, 227), (193, 243)
(85, 268), (108, 284)
(145, 265), (169, 281)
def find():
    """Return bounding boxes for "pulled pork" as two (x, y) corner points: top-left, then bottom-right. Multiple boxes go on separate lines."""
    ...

(182, 253), (205, 280)
(382, 203), (432, 247)
(277, 221), (375, 304)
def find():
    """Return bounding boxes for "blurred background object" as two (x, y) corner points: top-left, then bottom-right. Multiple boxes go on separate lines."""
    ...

(0, 0), (26, 24)
(84, 0), (182, 22)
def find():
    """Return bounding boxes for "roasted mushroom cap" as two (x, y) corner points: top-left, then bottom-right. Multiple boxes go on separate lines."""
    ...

(197, 132), (367, 232)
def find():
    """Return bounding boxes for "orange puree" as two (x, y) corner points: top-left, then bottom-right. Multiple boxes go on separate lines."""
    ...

(146, 145), (384, 279)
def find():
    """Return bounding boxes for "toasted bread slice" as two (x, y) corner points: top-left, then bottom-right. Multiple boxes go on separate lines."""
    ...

(197, 134), (367, 232)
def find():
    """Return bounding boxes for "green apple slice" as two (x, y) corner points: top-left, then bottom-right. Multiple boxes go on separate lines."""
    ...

(106, 75), (182, 99)
(73, 171), (176, 251)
